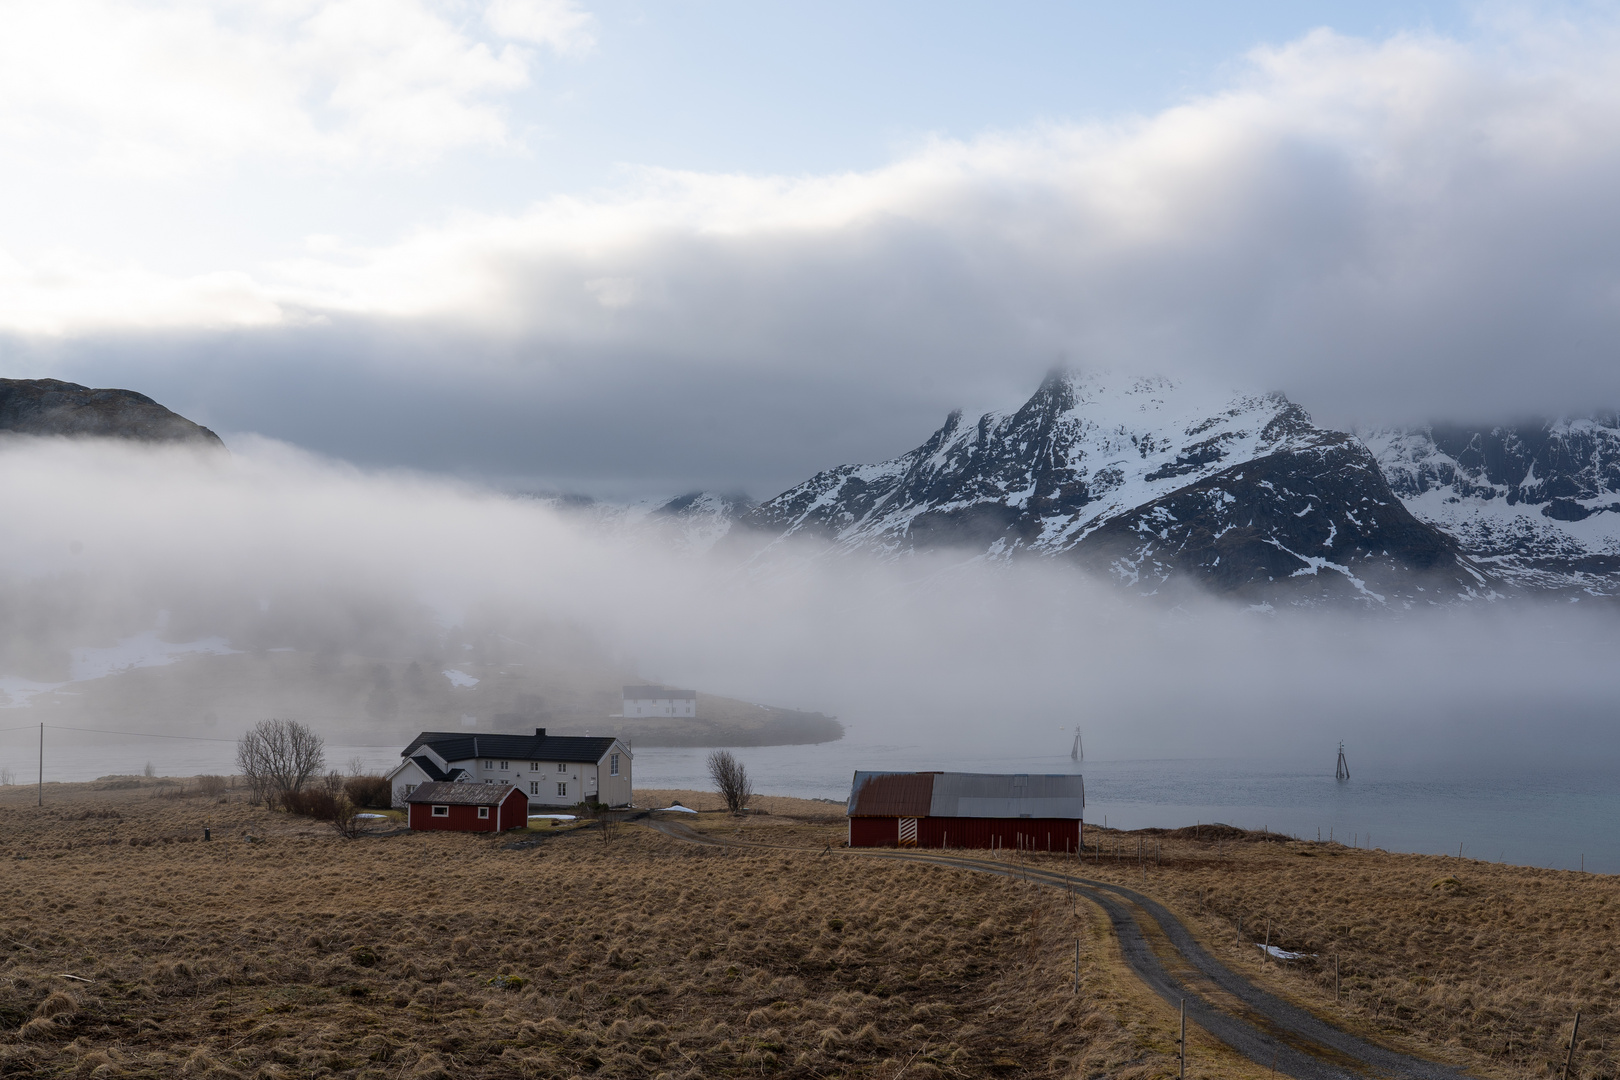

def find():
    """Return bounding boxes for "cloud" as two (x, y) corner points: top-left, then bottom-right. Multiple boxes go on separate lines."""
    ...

(13, 14), (1620, 492)
(1, 435), (1617, 774)
(485, 0), (595, 55)
(0, 0), (585, 175)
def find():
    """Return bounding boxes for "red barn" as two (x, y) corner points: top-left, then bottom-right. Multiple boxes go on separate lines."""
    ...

(846, 771), (1084, 851)
(406, 781), (529, 833)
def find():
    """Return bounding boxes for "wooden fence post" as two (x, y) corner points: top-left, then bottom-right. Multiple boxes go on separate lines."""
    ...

(1563, 1011), (1582, 1080)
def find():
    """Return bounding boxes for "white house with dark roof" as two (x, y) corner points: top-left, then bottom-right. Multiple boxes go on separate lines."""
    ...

(622, 685), (696, 718)
(386, 727), (631, 810)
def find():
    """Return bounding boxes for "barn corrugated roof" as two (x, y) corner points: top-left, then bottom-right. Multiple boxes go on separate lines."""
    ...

(847, 772), (936, 817)
(405, 781), (524, 806)
(402, 731), (620, 764)
(929, 772), (1084, 819)
(846, 771), (1083, 819)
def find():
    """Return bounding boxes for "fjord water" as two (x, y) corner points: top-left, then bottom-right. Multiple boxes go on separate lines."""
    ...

(634, 744), (1620, 874)
(5, 726), (1615, 875)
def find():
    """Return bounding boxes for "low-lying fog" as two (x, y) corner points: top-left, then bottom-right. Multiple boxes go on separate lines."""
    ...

(2, 435), (1618, 777)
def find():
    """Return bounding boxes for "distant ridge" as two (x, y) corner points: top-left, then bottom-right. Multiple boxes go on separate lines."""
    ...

(0, 378), (224, 447)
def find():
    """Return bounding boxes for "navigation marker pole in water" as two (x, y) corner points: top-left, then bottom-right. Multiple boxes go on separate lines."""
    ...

(1335, 741), (1350, 781)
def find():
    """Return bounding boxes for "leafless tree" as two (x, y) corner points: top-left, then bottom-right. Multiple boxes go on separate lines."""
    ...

(707, 750), (753, 814)
(236, 719), (326, 806)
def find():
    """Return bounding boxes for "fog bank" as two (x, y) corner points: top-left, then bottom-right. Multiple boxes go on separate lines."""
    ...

(2, 436), (1618, 774)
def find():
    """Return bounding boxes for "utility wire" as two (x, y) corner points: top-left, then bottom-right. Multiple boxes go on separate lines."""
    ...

(43, 724), (240, 743)
(1, 722), (405, 749)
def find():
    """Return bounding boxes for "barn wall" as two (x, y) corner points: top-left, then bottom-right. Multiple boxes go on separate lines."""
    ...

(409, 803), (495, 832)
(917, 818), (1080, 851)
(498, 789), (528, 831)
(849, 818), (900, 847)
(846, 817), (1081, 850)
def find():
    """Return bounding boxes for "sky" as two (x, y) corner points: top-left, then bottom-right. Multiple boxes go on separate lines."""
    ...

(4, 1), (1620, 498)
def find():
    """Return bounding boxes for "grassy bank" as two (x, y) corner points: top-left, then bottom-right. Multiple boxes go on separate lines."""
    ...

(1, 779), (1612, 1079)
(0, 779), (1149, 1079)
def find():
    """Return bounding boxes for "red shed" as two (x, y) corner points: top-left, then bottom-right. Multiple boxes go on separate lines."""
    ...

(406, 781), (529, 833)
(846, 771), (1084, 851)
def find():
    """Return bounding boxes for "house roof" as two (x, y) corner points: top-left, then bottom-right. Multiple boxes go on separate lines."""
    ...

(848, 771), (1084, 819)
(409, 755), (467, 782)
(402, 731), (621, 764)
(405, 781), (525, 806)
(622, 685), (696, 700)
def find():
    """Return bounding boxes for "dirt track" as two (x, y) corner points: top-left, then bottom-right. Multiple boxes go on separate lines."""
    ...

(647, 818), (1475, 1080)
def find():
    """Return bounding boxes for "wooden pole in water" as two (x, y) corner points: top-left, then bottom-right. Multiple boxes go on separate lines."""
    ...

(1563, 1011), (1581, 1080)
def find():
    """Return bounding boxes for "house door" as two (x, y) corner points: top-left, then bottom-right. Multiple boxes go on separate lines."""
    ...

(898, 818), (918, 847)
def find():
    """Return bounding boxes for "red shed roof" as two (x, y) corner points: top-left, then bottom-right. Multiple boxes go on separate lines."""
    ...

(848, 772), (935, 817)
(405, 781), (523, 806)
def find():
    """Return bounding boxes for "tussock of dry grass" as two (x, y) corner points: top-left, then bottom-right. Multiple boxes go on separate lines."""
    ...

(0, 781), (1162, 1079)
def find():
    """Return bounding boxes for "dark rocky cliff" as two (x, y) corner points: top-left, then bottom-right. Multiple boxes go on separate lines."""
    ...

(0, 378), (224, 447)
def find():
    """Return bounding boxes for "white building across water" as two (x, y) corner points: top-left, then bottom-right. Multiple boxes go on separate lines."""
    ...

(622, 685), (696, 718)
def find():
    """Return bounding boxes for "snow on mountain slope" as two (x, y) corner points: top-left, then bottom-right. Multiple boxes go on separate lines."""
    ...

(735, 371), (1491, 605)
(1360, 419), (1620, 595)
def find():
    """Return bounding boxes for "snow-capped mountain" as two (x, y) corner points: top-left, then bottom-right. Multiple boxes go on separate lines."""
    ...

(733, 371), (1493, 606)
(1360, 420), (1620, 595)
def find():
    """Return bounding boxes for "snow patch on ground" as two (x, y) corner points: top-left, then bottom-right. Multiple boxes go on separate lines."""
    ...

(443, 669), (479, 688)
(69, 632), (239, 683)
(1257, 944), (1313, 960)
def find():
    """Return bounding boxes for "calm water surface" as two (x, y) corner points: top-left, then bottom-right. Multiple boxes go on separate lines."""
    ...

(3, 725), (1613, 874)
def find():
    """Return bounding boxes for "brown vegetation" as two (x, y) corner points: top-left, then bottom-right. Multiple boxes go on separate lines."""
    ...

(0, 780), (1154, 1079)
(1037, 824), (1619, 1080)
(6, 780), (1613, 1080)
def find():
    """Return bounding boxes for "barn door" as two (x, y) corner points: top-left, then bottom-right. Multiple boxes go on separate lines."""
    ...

(898, 818), (918, 847)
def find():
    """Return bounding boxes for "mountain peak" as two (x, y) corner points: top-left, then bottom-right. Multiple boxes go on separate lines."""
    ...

(737, 371), (1488, 606)
(0, 378), (224, 447)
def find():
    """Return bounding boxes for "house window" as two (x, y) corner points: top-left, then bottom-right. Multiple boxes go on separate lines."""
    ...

(529, 761), (539, 771)
(498, 760), (509, 770)
(485, 778), (495, 785)
(431, 805), (448, 817)
(478, 807), (490, 819)
(404, 784), (416, 795)
(529, 781), (539, 795)
(557, 782), (567, 798)
(557, 762), (568, 773)
(609, 753), (620, 777)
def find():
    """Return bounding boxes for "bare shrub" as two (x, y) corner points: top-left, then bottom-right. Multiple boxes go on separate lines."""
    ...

(235, 719), (325, 805)
(344, 775), (392, 809)
(281, 788), (338, 819)
(707, 750), (753, 814)
(195, 775), (228, 797)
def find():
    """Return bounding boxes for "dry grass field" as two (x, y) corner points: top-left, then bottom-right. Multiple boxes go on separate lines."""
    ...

(3, 780), (1616, 1080)
(0, 779), (1154, 1080)
(1038, 825), (1620, 1080)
